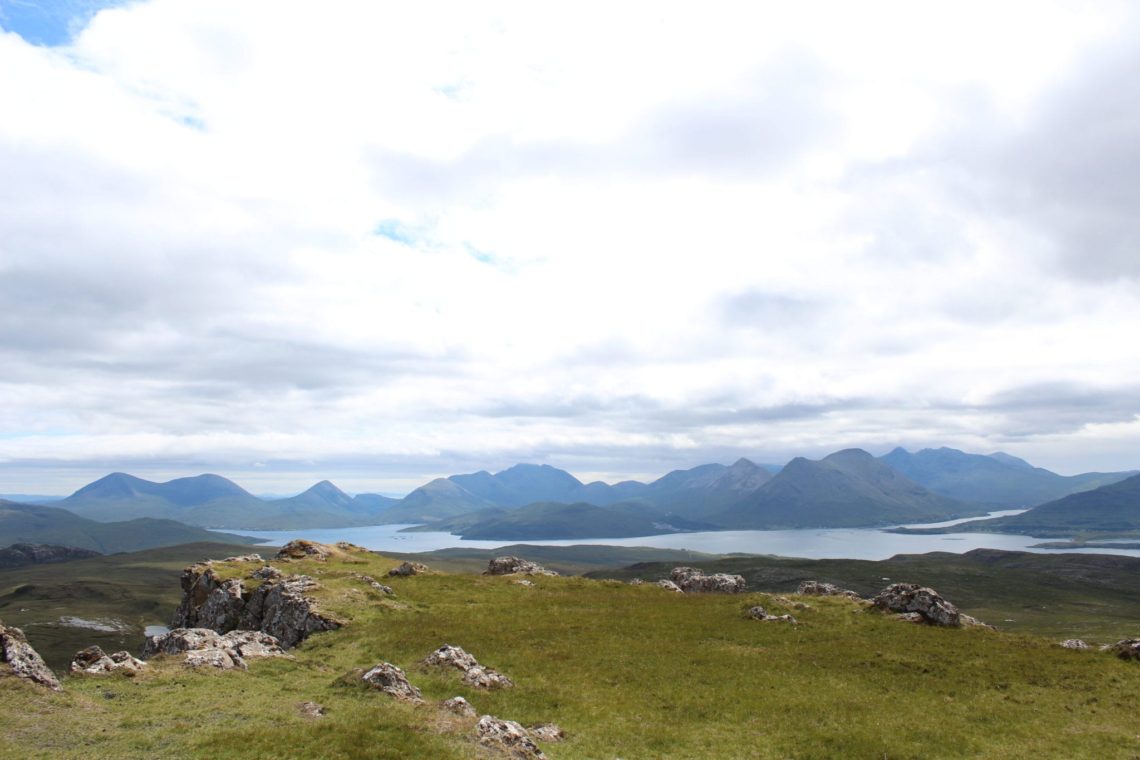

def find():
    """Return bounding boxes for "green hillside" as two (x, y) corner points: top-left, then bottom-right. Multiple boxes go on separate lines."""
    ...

(2, 546), (1139, 758)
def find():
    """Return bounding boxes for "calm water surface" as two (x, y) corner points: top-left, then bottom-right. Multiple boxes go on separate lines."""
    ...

(229, 509), (1140, 561)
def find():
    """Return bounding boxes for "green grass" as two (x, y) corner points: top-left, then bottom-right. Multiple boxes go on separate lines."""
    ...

(2, 547), (1140, 758)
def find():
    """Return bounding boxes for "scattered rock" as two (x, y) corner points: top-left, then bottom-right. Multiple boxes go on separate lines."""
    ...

(0, 621), (61, 690)
(656, 579), (684, 593)
(528, 723), (566, 742)
(388, 561), (430, 577)
(275, 540), (333, 561)
(772, 595), (812, 610)
(423, 644), (514, 689)
(959, 614), (997, 631)
(354, 574), (394, 594)
(361, 662), (423, 702)
(441, 696), (477, 717)
(143, 628), (288, 670)
(69, 646), (145, 675)
(893, 612), (926, 624)
(747, 606), (797, 624)
(872, 583), (961, 627)
(514, 579), (535, 587)
(484, 556), (558, 576)
(670, 567), (747, 593)
(221, 554), (264, 564)
(1103, 639), (1140, 661)
(1061, 639), (1090, 650)
(628, 578), (644, 586)
(797, 580), (862, 600)
(250, 566), (283, 581)
(298, 700), (325, 718)
(475, 716), (546, 759)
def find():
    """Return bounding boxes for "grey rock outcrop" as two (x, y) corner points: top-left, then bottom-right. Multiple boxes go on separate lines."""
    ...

(0, 621), (61, 690)
(872, 583), (961, 627)
(423, 644), (514, 689)
(275, 540), (332, 561)
(747, 606), (797, 624)
(442, 696), (477, 717)
(354, 573), (394, 594)
(797, 580), (862, 600)
(475, 716), (546, 759)
(0, 543), (101, 568)
(1103, 639), (1140, 661)
(484, 556), (558, 576)
(143, 628), (288, 670)
(529, 723), (566, 742)
(171, 561), (340, 649)
(69, 645), (145, 675)
(361, 662), (423, 702)
(1061, 639), (1090, 650)
(670, 567), (747, 593)
(388, 561), (430, 577)
(656, 579), (684, 593)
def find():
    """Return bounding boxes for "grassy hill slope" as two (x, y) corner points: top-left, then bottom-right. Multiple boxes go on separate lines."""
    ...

(2, 547), (1139, 759)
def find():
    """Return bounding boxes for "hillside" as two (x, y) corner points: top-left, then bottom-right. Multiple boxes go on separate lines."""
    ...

(711, 449), (986, 529)
(0, 499), (255, 553)
(881, 447), (1135, 508)
(2, 545), (1139, 758)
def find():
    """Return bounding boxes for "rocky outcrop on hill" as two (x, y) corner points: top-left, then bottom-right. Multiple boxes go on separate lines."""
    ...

(475, 716), (547, 759)
(484, 556), (558, 576)
(361, 662), (424, 702)
(276, 541), (331, 560)
(423, 644), (514, 689)
(388, 561), (430, 577)
(172, 559), (340, 648)
(0, 543), (101, 568)
(69, 645), (145, 675)
(871, 583), (961, 626)
(0, 621), (61, 690)
(797, 580), (862, 600)
(143, 628), (287, 670)
(1104, 639), (1140, 661)
(670, 567), (747, 593)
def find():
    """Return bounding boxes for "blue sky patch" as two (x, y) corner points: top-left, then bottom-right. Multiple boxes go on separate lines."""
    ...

(0, 0), (129, 46)
(373, 219), (418, 245)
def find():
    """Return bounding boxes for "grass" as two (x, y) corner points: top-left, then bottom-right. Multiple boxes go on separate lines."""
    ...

(2, 546), (1140, 758)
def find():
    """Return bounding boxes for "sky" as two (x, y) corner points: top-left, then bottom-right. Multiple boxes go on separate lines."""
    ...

(1, 1), (1139, 496)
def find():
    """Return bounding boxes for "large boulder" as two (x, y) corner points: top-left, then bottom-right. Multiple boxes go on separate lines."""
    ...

(0, 621), (61, 690)
(475, 716), (546, 759)
(387, 561), (430, 577)
(871, 583), (960, 627)
(797, 580), (862, 600)
(143, 628), (287, 670)
(669, 567), (747, 593)
(361, 662), (423, 702)
(69, 645), (145, 675)
(484, 556), (558, 576)
(423, 644), (514, 689)
(171, 561), (340, 649)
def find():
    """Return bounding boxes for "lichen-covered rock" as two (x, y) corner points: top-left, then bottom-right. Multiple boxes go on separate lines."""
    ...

(1061, 639), (1090, 650)
(484, 556), (558, 576)
(628, 578), (645, 586)
(0, 621), (61, 690)
(656, 579), (684, 593)
(1103, 639), (1140, 661)
(275, 540), (333, 561)
(143, 628), (287, 670)
(463, 665), (515, 689)
(69, 646), (145, 675)
(354, 574), (394, 594)
(221, 554), (263, 564)
(959, 614), (997, 630)
(747, 606), (797, 624)
(528, 723), (566, 743)
(298, 700), (325, 718)
(670, 567), (747, 593)
(513, 579), (535, 587)
(797, 580), (862, 600)
(423, 644), (514, 689)
(387, 561), (430, 577)
(893, 612), (926, 624)
(442, 696), (477, 717)
(475, 716), (546, 759)
(872, 583), (961, 627)
(250, 565), (283, 581)
(361, 662), (423, 702)
(238, 574), (341, 648)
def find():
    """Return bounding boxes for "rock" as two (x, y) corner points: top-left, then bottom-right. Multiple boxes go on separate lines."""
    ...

(797, 580), (862, 600)
(656, 579), (684, 593)
(69, 646), (145, 675)
(871, 583), (961, 627)
(354, 574), (394, 594)
(0, 621), (61, 690)
(275, 540), (333, 561)
(361, 662), (423, 702)
(423, 644), (514, 689)
(221, 554), (263, 564)
(669, 567), (747, 593)
(0, 543), (101, 569)
(893, 612), (926, 624)
(171, 560), (340, 649)
(514, 579), (535, 587)
(628, 578), (644, 586)
(747, 606), (797, 624)
(143, 628), (287, 670)
(475, 716), (546, 759)
(959, 614), (997, 630)
(387, 561), (430, 577)
(250, 566), (283, 581)
(528, 723), (566, 743)
(298, 700), (325, 718)
(441, 696), (477, 717)
(484, 556), (558, 576)
(1061, 639), (1090, 650)
(1103, 639), (1140, 661)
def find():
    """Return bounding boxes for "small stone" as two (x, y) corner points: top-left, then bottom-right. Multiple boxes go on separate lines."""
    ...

(463, 665), (514, 690)
(362, 662), (423, 702)
(441, 696), (477, 717)
(475, 716), (546, 759)
(1061, 639), (1090, 650)
(249, 566), (283, 581)
(69, 646), (146, 675)
(628, 578), (644, 586)
(298, 700), (325, 718)
(797, 580), (862, 600)
(424, 644), (480, 672)
(528, 723), (566, 742)
(747, 606), (797, 624)
(656, 579), (684, 593)
(514, 579), (535, 587)
(484, 556), (558, 576)
(387, 561), (430, 577)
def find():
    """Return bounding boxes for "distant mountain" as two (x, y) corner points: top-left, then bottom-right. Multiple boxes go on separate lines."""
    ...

(639, 458), (773, 519)
(711, 449), (986, 529)
(880, 447), (1135, 507)
(923, 474), (1140, 537)
(0, 499), (254, 553)
(57, 473), (399, 530)
(0, 543), (102, 568)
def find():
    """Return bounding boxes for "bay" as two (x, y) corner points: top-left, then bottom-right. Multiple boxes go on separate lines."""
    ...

(226, 509), (1140, 561)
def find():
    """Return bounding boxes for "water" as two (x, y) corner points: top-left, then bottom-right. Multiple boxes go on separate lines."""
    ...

(227, 509), (1140, 561)
(144, 625), (170, 637)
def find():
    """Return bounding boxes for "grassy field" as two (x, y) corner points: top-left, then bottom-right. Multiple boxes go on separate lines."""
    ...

(2, 546), (1139, 758)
